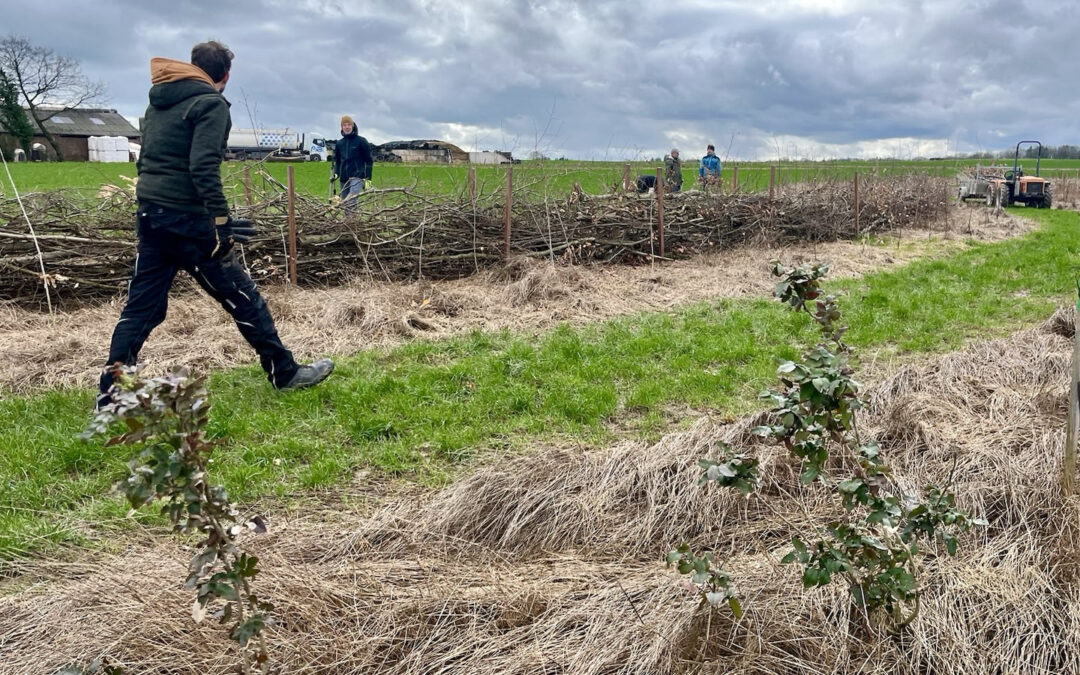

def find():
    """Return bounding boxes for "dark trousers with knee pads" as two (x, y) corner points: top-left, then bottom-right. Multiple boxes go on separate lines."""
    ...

(100, 203), (298, 395)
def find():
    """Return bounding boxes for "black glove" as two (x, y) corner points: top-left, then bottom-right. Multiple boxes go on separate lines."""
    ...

(211, 217), (257, 259)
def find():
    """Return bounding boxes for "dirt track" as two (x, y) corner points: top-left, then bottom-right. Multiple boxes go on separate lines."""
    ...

(0, 207), (1028, 396)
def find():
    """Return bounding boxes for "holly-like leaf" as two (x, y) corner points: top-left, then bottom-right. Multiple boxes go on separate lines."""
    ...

(837, 478), (863, 493)
(714, 462), (737, 478)
(230, 614), (267, 646)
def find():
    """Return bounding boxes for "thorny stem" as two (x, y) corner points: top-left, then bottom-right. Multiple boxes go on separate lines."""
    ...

(800, 299), (847, 353)
(199, 479), (266, 675)
(849, 408), (864, 450)
(891, 594), (921, 631)
(233, 557), (251, 675)
(214, 519), (251, 675)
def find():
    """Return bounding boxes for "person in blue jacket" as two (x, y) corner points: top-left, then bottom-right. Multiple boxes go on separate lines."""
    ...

(699, 144), (722, 186)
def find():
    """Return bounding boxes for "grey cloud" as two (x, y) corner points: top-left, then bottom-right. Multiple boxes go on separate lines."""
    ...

(3, 0), (1079, 159)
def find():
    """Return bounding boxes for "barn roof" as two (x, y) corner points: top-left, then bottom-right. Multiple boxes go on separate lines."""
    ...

(0, 108), (139, 138)
(377, 139), (467, 162)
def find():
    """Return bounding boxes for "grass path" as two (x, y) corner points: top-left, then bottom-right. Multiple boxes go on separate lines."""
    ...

(0, 207), (1076, 559)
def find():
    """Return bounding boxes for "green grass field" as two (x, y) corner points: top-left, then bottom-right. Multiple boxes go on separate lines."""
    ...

(0, 207), (1076, 560)
(7, 157), (1080, 204)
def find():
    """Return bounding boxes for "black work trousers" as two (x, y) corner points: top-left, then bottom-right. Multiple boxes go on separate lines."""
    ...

(100, 203), (298, 395)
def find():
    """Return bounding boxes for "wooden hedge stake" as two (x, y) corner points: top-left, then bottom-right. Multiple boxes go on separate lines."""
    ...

(286, 165), (297, 285)
(854, 171), (860, 236)
(468, 166), (477, 207)
(623, 163), (631, 191)
(731, 165), (738, 192)
(242, 166), (252, 208)
(1064, 282), (1080, 496)
(504, 165), (512, 258)
(655, 166), (665, 257)
(769, 165), (776, 201)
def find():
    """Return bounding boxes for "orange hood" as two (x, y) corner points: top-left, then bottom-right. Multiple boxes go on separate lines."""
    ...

(149, 57), (216, 87)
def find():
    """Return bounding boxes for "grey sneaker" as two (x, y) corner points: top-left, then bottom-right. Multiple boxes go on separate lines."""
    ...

(278, 358), (335, 391)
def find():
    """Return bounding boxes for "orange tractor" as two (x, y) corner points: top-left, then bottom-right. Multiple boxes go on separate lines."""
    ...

(990, 140), (1052, 208)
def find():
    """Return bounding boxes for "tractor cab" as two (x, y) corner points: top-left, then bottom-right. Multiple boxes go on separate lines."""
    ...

(993, 141), (1052, 209)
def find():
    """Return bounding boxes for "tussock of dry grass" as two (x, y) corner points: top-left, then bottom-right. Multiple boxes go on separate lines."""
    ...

(355, 313), (1071, 561)
(500, 255), (585, 306)
(2, 311), (1076, 674)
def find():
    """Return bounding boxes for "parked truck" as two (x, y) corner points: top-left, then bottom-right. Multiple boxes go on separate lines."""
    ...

(225, 128), (331, 161)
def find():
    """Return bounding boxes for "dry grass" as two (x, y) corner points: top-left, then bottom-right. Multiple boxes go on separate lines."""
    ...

(2, 307), (1077, 674)
(0, 206), (1029, 396)
(1049, 176), (1080, 210)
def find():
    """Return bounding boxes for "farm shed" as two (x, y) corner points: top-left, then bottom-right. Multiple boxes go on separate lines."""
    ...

(0, 107), (140, 161)
(375, 140), (469, 164)
(468, 150), (514, 164)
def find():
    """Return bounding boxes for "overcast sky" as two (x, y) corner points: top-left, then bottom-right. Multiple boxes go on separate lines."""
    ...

(4, 0), (1078, 160)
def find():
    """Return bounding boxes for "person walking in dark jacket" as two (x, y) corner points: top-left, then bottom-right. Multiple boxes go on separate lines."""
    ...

(332, 115), (374, 208)
(98, 41), (333, 408)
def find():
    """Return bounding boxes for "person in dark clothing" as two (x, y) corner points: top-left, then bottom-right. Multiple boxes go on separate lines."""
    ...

(664, 148), (683, 193)
(634, 174), (656, 193)
(98, 41), (333, 409)
(332, 115), (374, 208)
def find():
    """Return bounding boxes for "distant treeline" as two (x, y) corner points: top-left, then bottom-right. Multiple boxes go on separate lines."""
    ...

(958, 144), (1080, 160)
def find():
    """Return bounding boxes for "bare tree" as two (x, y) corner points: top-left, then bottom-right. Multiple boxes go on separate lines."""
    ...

(0, 35), (106, 161)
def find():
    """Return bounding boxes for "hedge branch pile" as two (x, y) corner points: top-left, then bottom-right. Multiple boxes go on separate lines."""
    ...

(0, 171), (947, 307)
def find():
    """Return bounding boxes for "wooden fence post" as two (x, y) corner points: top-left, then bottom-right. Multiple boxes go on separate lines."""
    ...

(854, 171), (860, 236)
(504, 165), (512, 258)
(1065, 285), (1080, 496)
(944, 175), (951, 237)
(655, 166), (665, 257)
(623, 163), (631, 191)
(731, 165), (738, 192)
(242, 166), (252, 208)
(286, 165), (297, 285)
